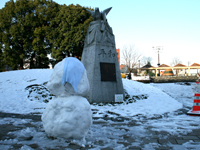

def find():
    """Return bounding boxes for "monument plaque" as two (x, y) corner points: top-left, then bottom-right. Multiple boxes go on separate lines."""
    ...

(100, 62), (116, 82)
(81, 7), (124, 103)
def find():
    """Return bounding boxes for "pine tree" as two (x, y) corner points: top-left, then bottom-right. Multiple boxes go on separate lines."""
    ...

(32, 0), (60, 68)
(0, 17), (5, 71)
(0, 0), (35, 69)
(0, 1), (93, 70)
(0, 0), (59, 69)
(48, 4), (93, 64)
(0, 0), (19, 69)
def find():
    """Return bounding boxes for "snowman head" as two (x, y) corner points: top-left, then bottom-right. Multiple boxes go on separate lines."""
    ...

(47, 57), (90, 97)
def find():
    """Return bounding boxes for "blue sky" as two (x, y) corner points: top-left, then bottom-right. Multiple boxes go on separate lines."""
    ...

(1, 0), (200, 66)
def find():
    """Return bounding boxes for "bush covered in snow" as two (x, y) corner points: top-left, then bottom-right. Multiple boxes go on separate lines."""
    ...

(26, 83), (55, 103)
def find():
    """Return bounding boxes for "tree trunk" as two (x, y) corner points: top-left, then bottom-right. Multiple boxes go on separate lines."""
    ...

(19, 59), (24, 70)
(30, 52), (35, 69)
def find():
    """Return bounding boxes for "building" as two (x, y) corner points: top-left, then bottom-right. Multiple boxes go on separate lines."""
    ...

(140, 63), (200, 77)
(116, 49), (120, 66)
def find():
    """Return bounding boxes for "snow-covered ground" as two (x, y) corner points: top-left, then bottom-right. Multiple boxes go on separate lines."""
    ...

(0, 69), (200, 149)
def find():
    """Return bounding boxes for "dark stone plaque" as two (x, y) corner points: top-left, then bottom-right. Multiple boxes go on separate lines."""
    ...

(100, 62), (116, 81)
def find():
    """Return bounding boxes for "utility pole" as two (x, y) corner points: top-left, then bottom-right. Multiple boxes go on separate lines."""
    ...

(152, 46), (163, 66)
(152, 46), (163, 76)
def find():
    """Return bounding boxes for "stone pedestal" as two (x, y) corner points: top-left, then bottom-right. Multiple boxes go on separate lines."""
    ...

(82, 41), (124, 103)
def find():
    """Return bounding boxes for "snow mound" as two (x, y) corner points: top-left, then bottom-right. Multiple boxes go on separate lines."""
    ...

(42, 96), (92, 139)
(92, 79), (183, 117)
(0, 69), (182, 117)
(0, 69), (53, 114)
(123, 79), (183, 115)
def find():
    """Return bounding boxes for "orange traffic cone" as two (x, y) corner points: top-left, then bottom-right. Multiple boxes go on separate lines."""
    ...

(187, 93), (200, 116)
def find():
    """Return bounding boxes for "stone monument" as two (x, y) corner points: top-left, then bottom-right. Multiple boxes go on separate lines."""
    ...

(81, 7), (124, 103)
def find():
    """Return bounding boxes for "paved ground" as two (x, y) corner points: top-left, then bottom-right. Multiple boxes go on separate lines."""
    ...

(0, 109), (200, 150)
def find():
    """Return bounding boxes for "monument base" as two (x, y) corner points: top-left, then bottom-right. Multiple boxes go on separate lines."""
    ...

(82, 43), (124, 103)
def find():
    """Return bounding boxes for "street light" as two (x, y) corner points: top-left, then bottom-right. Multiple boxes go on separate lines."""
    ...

(152, 46), (163, 66)
(152, 46), (163, 76)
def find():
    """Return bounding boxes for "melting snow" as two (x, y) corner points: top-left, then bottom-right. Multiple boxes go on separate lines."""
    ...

(0, 69), (200, 149)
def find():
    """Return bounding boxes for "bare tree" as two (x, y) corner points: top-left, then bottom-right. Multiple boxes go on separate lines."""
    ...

(141, 56), (153, 67)
(121, 45), (142, 73)
(171, 57), (182, 66)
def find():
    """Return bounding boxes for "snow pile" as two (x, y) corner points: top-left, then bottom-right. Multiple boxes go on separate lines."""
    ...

(0, 68), (200, 149)
(91, 79), (183, 117)
(42, 58), (92, 139)
(151, 82), (194, 107)
(192, 82), (200, 93)
(0, 69), (52, 114)
(0, 68), (183, 117)
(123, 79), (183, 115)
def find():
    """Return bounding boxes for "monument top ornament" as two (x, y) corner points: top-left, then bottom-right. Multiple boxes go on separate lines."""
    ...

(86, 7), (112, 22)
(84, 7), (115, 47)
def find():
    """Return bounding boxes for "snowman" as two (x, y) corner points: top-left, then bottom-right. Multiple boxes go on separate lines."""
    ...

(42, 57), (92, 139)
